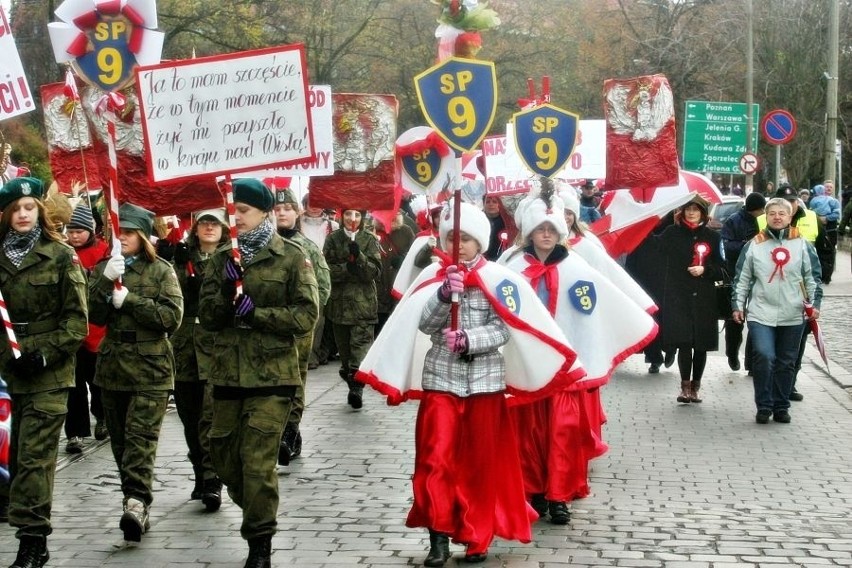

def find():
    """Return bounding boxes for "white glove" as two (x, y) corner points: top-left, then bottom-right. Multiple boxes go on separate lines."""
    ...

(111, 286), (129, 309)
(103, 256), (126, 281)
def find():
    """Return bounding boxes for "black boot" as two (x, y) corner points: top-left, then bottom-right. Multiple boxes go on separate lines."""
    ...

(277, 436), (292, 466)
(282, 425), (301, 462)
(346, 370), (363, 410)
(244, 535), (272, 568)
(424, 530), (450, 567)
(201, 477), (222, 512)
(10, 535), (49, 568)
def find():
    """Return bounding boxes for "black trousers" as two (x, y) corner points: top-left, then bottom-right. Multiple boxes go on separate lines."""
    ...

(65, 348), (103, 438)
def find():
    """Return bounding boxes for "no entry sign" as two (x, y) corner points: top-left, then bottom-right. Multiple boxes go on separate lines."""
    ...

(760, 109), (797, 146)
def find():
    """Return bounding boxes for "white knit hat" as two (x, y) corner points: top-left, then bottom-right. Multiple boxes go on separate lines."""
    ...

(518, 194), (569, 241)
(560, 189), (580, 218)
(439, 201), (491, 253)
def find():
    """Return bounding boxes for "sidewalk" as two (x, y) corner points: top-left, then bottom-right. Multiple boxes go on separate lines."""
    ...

(1, 329), (851, 565)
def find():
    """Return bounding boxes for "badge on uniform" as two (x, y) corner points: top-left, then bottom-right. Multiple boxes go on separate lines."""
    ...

(495, 279), (521, 314)
(569, 280), (596, 314)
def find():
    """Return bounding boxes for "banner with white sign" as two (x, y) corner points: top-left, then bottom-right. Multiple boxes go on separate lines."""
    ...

(239, 85), (334, 178)
(135, 44), (314, 183)
(0, 7), (35, 121)
(481, 120), (606, 195)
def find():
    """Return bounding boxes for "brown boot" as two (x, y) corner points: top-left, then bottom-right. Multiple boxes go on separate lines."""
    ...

(689, 383), (703, 403)
(677, 381), (691, 403)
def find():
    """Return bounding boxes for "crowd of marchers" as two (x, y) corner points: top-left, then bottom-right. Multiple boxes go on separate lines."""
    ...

(0, 173), (824, 568)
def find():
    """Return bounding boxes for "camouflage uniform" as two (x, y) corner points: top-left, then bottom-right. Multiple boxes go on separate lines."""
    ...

(198, 234), (318, 541)
(89, 255), (184, 509)
(323, 227), (381, 397)
(0, 238), (88, 539)
(171, 248), (218, 495)
(280, 230), (329, 433)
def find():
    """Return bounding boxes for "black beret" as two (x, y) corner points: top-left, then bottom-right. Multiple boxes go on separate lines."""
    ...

(233, 178), (274, 212)
(0, 177), (45, 210)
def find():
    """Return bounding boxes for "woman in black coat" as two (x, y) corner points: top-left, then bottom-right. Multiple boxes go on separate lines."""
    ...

(656, 195), (724, 403)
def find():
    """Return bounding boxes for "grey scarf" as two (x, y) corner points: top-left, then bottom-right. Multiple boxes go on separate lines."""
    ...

(3, 226), (41, 268)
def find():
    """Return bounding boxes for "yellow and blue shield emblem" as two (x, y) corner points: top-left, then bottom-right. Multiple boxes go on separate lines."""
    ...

(513, 104), (579, 178)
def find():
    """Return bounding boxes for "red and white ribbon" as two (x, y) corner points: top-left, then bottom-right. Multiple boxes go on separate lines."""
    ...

(768, 247), (791, 283)
(0, 292), (21, 359)
(692, 241), (710, 267)
(223, 175), (243, 297)
(95, 92), (126, 288)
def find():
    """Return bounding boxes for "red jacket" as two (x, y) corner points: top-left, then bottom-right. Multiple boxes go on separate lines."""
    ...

(75, 237), (109, 352)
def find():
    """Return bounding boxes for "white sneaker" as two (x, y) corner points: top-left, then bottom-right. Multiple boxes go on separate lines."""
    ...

(120, 498), (149, 542)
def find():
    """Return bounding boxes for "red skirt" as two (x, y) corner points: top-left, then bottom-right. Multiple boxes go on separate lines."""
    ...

(406, 391), (537, 554)
(512, 389), (608, 503)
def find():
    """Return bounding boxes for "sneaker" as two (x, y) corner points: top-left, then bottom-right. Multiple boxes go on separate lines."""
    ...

(789, 390), (804, 402)
(755, 409), (772, 424)
(120, 498), (150, 542)
(65, 437), (84, 454)
(94, 421), (109, 441)
(772, 409), (791, 423)
(648, 363), (660, 374)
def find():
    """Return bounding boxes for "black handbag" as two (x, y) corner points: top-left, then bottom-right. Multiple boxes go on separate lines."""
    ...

(715, 267), (733, 320)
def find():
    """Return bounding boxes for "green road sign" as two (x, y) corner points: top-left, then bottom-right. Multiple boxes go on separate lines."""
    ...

(682, 101), (759, 174)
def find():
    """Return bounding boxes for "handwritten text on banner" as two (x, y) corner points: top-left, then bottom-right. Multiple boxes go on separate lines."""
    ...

(136, 44), (314, 183)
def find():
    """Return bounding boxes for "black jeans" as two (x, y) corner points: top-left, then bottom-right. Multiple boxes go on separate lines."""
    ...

(65, 348), (103, 438)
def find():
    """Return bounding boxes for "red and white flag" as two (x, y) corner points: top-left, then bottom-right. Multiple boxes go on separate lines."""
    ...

(63, 68), (79, 102)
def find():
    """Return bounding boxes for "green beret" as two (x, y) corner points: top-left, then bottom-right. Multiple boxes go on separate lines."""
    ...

(275, 188), (299, 208)
(118, 203), (155, 237)
(0, 177), (45, 210)
(233, 178), (274, 212)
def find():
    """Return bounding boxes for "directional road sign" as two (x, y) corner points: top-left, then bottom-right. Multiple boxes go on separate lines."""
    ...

(760, 109), (796, 146)
(682, 101), (759, 174)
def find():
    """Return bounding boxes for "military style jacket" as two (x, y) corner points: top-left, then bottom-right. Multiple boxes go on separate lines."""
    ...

(286, 231), (330, 307)
(89, 255), (184, 391)
(198, 234), (319, 389)
(0, 238), (88, 395)
(324, 228), (381, 325)
(171, 248), (218, 382)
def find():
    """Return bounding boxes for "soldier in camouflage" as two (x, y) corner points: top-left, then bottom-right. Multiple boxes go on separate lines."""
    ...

(272, 187), (330, 465)
(198, 179), (318, 568)
(89, 203), (184, 543)
(323, 209), (381, 409)
(170, 208), (230, 511)
(0, 177), (88, 568)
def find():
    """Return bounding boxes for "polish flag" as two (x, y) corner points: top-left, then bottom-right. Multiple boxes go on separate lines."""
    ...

(63, 68), (80, 102)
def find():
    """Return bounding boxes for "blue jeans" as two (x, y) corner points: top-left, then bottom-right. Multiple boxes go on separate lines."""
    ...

(747, 321), (805, 412)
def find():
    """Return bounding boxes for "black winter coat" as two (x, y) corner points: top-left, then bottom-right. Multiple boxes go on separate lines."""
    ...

(656, 223), (724, 351)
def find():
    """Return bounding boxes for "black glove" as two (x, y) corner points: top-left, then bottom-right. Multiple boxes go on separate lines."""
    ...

(156, 240), (176, 261)
(348, 240), (360, 257)
(173, 242), (190, 264)
(9, 351), (46, 375)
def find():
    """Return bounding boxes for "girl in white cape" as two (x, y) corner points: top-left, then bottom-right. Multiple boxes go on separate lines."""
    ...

(501, 181), (657, 524)
(358, 201), (584, 566)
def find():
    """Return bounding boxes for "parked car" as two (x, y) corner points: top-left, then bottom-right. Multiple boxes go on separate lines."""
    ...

(707, 196), (744, 231)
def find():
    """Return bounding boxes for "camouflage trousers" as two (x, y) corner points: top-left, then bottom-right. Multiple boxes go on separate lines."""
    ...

(287, 333), (314, 429)
(332, 322), (374, 377)
(100, 389), (169, 506)
(8, 389), (68, 538)
(210, 393), (292, 540)
(173, 380), (215, 482)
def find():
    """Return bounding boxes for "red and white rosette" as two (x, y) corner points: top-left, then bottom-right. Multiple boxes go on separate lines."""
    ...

(692, 241), (710, 267)
(768, 246), (791, 283)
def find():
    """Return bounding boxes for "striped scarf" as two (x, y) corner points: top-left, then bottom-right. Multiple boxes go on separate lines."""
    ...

(238, 217), (274, 264)
(3, 226), (41, 268)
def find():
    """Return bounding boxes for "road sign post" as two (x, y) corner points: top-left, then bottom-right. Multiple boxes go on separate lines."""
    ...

(682, 101), (760, 174)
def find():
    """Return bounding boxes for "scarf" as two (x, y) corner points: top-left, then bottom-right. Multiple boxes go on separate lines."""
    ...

(3, 226), (41, 268)
(238, 217), (274, 264)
